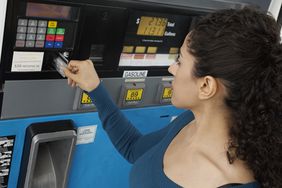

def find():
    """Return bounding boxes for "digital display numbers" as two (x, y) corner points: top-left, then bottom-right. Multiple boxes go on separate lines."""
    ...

(137, 16), (167, 36)
(162, 87), (172, 99)
(81, 93), (92, 104)
(125, 89), (144, 101)
(26, 2), (78, 20)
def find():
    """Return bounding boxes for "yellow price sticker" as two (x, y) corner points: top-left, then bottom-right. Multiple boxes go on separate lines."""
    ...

(125, 89), (143, 101)
(162, 87), (172, 99)
(81, 93), (92, 104)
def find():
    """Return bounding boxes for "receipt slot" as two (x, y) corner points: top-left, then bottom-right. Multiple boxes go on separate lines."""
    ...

(17, 120), (77, 188)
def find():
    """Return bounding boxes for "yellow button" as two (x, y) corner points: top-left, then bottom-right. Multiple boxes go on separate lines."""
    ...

(169, 47), (179, 54)
(162, 87), (172, 99)
(122, 46), (134, 53)
(147, 47), (158, 54)
(48, 21), (57, 28)
(135, 46), (146, 54)
(125, 89), (143, 101)
(81, 93), (92, 104)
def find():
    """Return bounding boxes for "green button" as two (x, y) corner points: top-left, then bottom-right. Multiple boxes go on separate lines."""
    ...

(47, 28), (56, 34)
(56, 28), (65, 35)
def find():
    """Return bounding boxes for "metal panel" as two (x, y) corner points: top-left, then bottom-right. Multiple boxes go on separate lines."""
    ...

(133, 0), (245, 10)
(1, 80), (77, 118)
(134, 0), (271, 11)
(1, 77), (175, 119)
(268, 0), (282, 20)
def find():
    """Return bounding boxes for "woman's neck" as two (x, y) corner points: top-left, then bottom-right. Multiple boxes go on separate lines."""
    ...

(187, 105), (231, 148)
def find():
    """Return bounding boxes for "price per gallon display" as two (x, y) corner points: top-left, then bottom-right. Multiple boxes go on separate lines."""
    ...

(162, 87), (172, 99)
(125, 89), (144, 101)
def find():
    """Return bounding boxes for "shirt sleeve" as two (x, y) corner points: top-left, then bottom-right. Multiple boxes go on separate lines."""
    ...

(87, 83), (172, 163)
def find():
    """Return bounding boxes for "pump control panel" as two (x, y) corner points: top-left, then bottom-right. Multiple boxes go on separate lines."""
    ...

(0, 0), (221, 118)
(15, 2), (78, 50)
(16, 19), (68, 49)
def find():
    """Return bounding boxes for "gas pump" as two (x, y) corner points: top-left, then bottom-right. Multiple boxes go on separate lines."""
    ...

(0, 0), (275, 187)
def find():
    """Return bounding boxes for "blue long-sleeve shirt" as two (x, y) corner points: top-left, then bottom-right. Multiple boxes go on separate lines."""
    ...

(88, 83), (260, 188)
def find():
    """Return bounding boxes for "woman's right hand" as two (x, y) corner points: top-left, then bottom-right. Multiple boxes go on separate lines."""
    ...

(63, 59), (100, 92)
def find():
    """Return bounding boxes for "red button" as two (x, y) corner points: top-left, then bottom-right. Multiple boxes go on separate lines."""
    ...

(134, 54), (145, 59)
(55, 35), (64, 42)
(46, 34), (55, 41)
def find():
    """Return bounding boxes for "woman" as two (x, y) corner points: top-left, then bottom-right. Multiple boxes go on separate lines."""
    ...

(64, 7), (282, 188)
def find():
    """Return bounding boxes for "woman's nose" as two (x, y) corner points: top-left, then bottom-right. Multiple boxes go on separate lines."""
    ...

(168, 63), (177, 75)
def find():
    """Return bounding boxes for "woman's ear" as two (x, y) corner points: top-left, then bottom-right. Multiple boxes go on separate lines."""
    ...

(198, 76), (218, 100)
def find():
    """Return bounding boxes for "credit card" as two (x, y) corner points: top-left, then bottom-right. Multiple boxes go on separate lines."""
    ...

(53, 53), (68, 77)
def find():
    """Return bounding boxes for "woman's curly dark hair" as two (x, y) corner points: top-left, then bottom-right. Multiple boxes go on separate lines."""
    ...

(188, 7), (282, 188)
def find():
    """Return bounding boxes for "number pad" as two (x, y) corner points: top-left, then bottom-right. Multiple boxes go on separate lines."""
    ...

(15, 18), (66, 49)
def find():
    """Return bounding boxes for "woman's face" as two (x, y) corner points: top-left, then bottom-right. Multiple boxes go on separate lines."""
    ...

(168, 38), (199, 109)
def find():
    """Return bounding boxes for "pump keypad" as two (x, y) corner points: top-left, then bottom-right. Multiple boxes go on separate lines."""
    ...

(15, 18), (66, 49)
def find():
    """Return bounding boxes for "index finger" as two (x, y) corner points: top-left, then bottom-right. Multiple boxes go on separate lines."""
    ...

(68, 60), (81, 68)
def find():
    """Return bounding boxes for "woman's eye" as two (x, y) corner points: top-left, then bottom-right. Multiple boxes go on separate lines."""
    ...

(175, 54), (181, 65)
(176, 58), (181, 65)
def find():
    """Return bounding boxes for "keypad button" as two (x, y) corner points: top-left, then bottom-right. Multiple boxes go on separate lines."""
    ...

(54, 42), (63, 48)
(47, 28), (56, 35)
(18, 19), (28, 26)
(15, 40), (25, 47)
(26, 34), (36, 40)
(55, 35), (64, 41)
(16, 33), (26, 40)
(25, 41), (35, 47)
(38, 20), (47, 27)
(46, 35), (55, 41)
(45, 41), (54, 48)
(17, 26), (27, 33)
(48, 21), (57, 28)
(37, 27), (47, 34)
(35, 41), (45, 48)
(56, 28), (65, 35)
(27, 27), (37, 34)
(28, 20), (38, 27)
(36, 34), (45, 41)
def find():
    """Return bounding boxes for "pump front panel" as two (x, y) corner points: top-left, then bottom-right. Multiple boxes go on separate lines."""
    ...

(0, 0), (206, 119)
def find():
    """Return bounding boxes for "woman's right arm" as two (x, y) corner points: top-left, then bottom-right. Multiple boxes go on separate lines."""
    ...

(88, 82), (173, 163)
(64, 60), (172, 163)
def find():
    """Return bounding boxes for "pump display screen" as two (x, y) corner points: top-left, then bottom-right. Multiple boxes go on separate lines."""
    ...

(137, 17), (167, 36)
(119, 11), (190, 67)
(26, 2), (78, 20)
